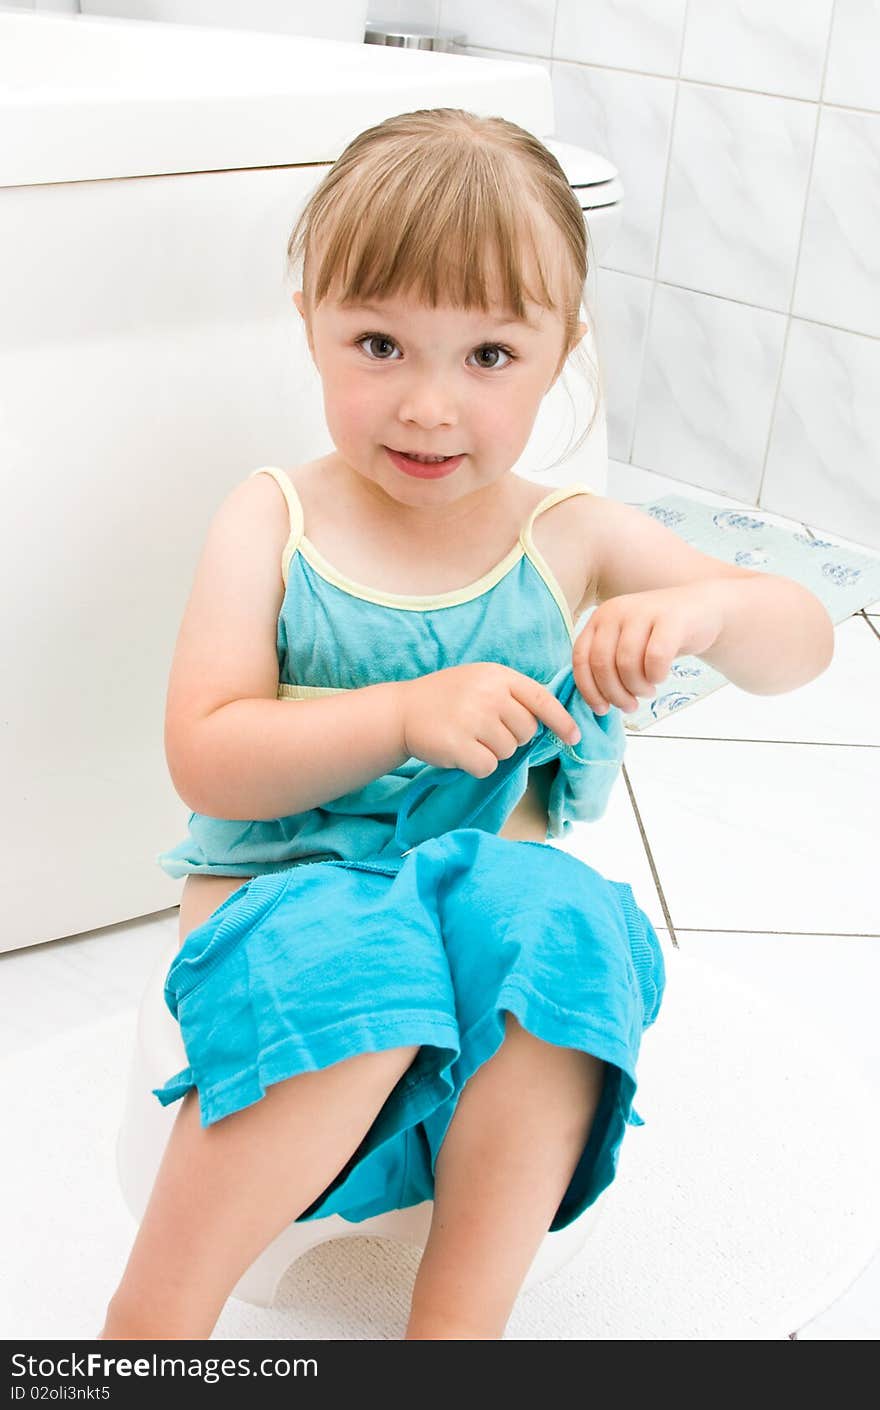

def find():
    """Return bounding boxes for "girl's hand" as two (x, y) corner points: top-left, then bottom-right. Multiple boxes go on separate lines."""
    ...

(397, 663), (582, 779)
(573, 585), (726, 715)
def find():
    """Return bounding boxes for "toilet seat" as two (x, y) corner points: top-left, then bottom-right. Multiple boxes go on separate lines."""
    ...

(575, 175), (624, 211)
(540, 136), (624, 263)
(542, 136), (620, 194)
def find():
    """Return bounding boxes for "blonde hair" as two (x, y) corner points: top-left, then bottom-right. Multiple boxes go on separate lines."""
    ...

(286, 108), (602, 471)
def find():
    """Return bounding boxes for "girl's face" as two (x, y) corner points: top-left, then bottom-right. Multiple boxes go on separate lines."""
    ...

(293, 283), (586, 513)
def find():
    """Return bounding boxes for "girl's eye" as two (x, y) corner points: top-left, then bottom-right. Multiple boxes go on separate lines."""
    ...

(471, 344), (514, 370)
(355, 334), (515, 370)
(356, 334), (400, 361)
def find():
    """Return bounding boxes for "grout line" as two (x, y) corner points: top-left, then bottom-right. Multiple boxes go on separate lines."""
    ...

(622, 0), (691, 467)
(674, 927), (880, 938)
(549, 0), (561, 59)
(596, 271), (878, 339)
(507, 33), (878, 115)
(629, 733), (880, 747)
(860, 610), (880, 641)
(621, 761), (679, 948)
(819, 0), (840, 109)
(756, 16), (834, 508)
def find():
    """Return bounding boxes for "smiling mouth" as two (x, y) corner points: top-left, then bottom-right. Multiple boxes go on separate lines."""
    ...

(390, 449), (461, 462)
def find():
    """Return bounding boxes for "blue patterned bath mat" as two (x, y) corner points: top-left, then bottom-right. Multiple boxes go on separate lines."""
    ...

(620, 495), (880, 733)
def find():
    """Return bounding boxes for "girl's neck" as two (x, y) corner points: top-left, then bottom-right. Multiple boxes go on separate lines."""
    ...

(326, 453), (519, 540)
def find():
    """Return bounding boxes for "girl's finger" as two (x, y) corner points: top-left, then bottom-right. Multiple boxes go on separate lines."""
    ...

(572, 631), (609, 714)
(643, 618), (674, 684)
(588, 619), (637, 712)
(616, 619), (658, 699)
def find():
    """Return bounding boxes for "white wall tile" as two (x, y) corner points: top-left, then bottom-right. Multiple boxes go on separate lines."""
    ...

(590, 267), (653, 460)
(242, 1), (879, 543)
(681, 0), (833, 100)
(632, 282), (786, 500)
(438, 0), (556, 56)
(794, 107), (880, 339)
(551, 59), (676, 277)
(81, 2), (362, 33)
(762, 318), (880, 549)
(658, 83), (815, 309)
(553, 0), (687, 76)
(366, 1), (440, 32)
(606, 455), (770, 506)
(824, 0), (880, 111)
(454, 42), (552, 77)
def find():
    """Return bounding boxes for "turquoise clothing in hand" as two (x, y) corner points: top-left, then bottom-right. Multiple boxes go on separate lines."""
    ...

(156, 467), (620, 878)
(153, 827), (664, 1232)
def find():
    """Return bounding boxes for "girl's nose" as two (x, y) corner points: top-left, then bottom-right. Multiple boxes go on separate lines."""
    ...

(397, 377), (458, 430)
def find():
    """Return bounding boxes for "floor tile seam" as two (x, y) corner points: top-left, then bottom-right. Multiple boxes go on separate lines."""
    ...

(628, 734), (880, 749)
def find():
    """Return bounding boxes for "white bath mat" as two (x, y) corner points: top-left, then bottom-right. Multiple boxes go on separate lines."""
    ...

(1, 950), (878, 1341)
(624, 495), (880, 732)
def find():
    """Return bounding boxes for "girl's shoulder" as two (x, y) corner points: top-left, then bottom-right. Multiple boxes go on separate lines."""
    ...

(245, 458), (353, 586)
(246, 457), (331, 534)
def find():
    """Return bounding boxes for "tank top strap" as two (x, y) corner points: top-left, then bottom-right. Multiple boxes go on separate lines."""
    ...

(522, 481), (594, 544)
(249, 466), (305, 586)
(519, 482), (595, 638)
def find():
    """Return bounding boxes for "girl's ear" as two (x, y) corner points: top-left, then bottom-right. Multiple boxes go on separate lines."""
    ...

(547, 320), (590, 392)
(293, 290), (316, 360)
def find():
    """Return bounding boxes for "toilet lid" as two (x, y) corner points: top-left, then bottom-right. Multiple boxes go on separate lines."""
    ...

(541, 136), (619, 189)
(578, 176), (625, 211)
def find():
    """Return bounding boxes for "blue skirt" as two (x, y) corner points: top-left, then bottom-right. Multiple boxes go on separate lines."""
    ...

(153, 829), (665, 1233)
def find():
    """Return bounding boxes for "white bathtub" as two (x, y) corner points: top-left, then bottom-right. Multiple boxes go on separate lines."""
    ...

(0, 10), (604, 951)
(0, 8), (552, 186)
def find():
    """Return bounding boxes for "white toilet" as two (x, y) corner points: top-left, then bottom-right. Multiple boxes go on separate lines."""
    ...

(542, 136), (624, 269)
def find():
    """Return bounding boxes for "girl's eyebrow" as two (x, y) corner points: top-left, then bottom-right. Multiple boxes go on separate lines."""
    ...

(342, 301), (539, 332)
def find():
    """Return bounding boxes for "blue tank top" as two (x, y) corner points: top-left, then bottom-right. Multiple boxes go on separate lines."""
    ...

(157, 465), (600, 879)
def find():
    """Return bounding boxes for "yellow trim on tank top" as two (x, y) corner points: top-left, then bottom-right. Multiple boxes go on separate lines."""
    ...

(249, 465), (591, 638)
(278, 682), (345, 700)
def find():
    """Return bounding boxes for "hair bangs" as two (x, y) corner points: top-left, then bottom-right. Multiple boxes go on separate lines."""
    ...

(292, 123), (562, 325)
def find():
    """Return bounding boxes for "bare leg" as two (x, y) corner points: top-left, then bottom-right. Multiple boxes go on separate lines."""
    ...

(101, 1043), (419, 1340)
(405, 1013), (604, 1340)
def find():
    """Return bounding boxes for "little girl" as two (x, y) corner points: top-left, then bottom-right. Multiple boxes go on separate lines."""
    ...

(100, 108), (834, 1342)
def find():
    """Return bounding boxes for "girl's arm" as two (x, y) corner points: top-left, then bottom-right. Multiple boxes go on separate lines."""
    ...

(184, 686), (409, 821)
(573, 496), (834, 707)
(164, 475), (409, 822)
(693, 575), (834, 694)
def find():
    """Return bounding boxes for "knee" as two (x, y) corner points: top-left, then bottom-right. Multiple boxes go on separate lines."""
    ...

(502, 1012), (526, 1040)
(500, 1013), (605, 1110)
(500, 1011), (552, 1051)
(347, 1042), (420, 1095)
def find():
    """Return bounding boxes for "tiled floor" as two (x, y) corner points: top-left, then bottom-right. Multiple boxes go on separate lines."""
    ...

(2, 459), (878, 1339)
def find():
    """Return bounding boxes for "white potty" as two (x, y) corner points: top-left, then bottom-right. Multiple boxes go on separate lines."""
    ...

(116, 936), (601, 1308)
